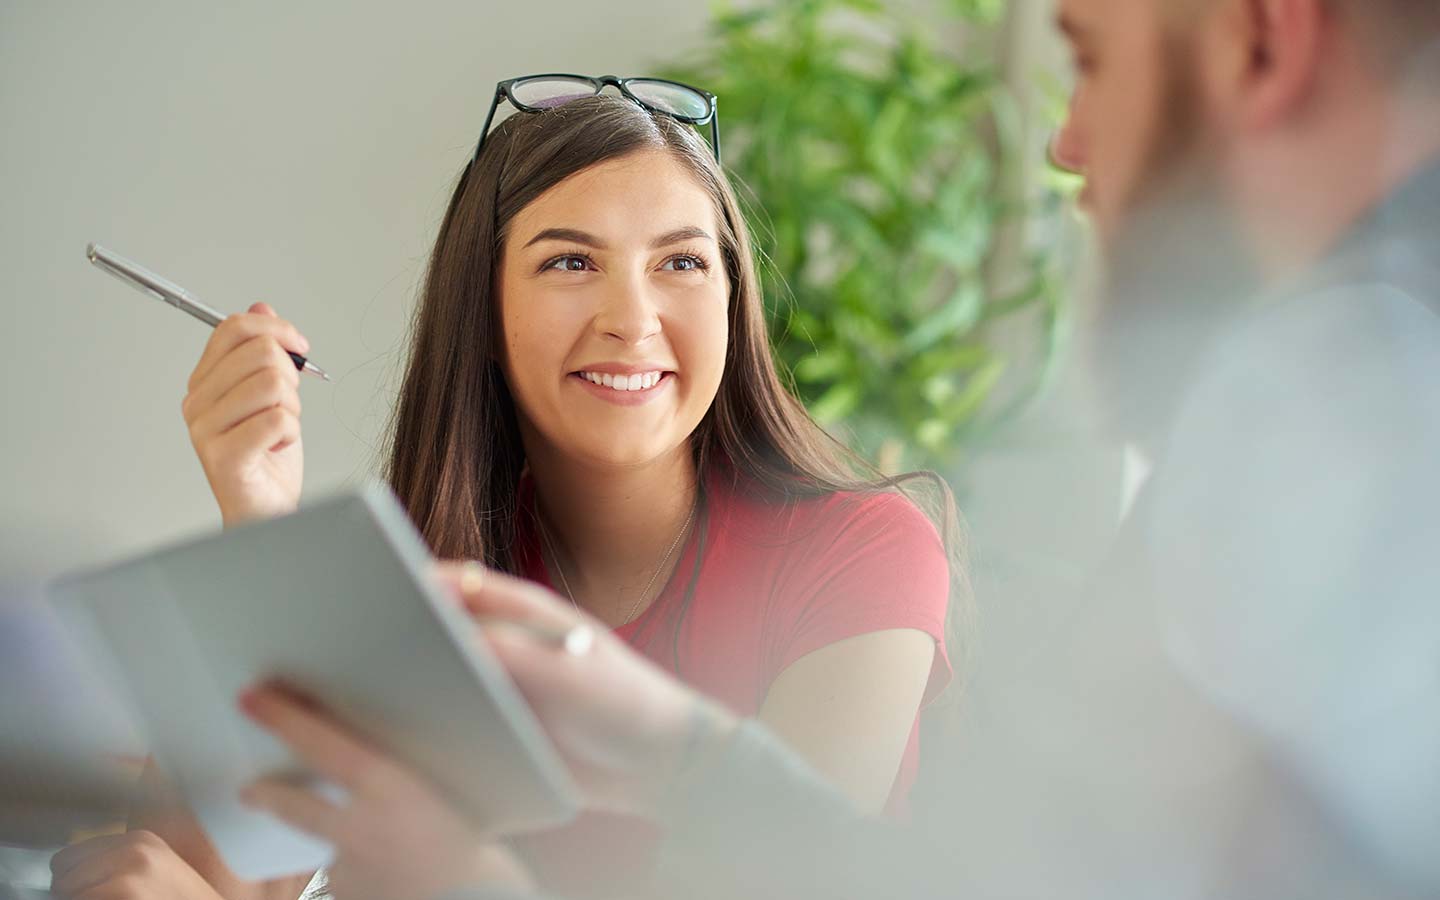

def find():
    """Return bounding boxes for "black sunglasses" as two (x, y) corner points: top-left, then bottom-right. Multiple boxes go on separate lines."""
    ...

(472, 73), (721, 166)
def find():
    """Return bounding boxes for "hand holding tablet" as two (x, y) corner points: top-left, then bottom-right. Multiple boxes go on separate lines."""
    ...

(49, 485), (579, 880)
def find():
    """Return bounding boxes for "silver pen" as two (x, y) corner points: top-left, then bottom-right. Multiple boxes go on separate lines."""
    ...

(86, 243), (332, 382)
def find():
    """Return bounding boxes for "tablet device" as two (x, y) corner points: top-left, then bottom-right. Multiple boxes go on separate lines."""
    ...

(48, 484), (578, 879)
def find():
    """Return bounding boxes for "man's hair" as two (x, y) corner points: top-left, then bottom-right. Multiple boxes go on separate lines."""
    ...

(1333, 0), (1440, 78)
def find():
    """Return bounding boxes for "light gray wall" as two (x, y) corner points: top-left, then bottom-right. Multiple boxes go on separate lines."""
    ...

(0, 1), (712, 577)
(1, 1), (1087, 582)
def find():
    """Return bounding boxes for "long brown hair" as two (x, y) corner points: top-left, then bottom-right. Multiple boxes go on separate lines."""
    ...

(384, 95), (969, 657)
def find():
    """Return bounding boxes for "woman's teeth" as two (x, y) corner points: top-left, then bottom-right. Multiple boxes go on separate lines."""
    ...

(578, 371), (664, 392)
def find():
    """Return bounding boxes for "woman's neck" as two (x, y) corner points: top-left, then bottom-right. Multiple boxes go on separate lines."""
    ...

(525, 441), (699, 621)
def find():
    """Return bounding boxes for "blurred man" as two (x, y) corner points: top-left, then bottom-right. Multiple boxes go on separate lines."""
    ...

(970, 2), (1437, 895)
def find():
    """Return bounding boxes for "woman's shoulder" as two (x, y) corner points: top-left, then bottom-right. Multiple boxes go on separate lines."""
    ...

(711, 465), (945, 560)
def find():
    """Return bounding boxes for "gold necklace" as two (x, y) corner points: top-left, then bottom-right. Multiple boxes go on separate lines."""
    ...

(536, 501), (697, 626)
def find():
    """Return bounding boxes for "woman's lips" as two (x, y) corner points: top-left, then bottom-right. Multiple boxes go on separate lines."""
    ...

(568, 371), (674, 406)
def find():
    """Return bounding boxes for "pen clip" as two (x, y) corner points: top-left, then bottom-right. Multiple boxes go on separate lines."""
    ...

(91, 254), (179, 308)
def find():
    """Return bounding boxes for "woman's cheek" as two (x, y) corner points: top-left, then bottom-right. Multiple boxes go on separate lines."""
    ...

(686, 301), (729, 410)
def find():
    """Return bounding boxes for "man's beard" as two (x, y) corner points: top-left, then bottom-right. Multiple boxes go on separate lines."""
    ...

(1085, 39), (1264, 450)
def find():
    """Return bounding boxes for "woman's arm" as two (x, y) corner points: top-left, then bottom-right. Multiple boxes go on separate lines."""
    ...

(244, 568), (952, 900)
(49, 830), (231, 900)
(756, 628), (936, 814)
(127, 759), (316, 900)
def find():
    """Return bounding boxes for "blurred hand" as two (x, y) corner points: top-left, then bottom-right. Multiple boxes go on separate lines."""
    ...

(181, 302), (308, 527)
(238, 686), (535, 900)
(434, 563), (738, 817)
(49, 831), (226, 900)
(126, 757), (314, 900)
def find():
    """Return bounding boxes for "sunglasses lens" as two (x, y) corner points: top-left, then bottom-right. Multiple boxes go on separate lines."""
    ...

(510, 77), (599, 110)
(626, 80), (710, 120)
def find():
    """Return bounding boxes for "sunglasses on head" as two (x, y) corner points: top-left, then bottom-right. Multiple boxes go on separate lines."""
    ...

(472, 73), (721, 166)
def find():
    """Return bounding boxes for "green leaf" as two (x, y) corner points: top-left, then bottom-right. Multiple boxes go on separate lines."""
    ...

(901, 284), (984, 353)
(793, 348), (849, 383)
(916, 418), (952, 452)
(810, 382), (863, 424)
(947, 356), (1007, 422)
(916, 224), (987, 271)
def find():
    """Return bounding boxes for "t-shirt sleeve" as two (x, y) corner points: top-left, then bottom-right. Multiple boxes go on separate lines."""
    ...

(763, 492), (953, 706)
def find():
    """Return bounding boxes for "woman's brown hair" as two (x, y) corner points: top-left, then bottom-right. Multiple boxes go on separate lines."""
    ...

(384, 95), (969, 662)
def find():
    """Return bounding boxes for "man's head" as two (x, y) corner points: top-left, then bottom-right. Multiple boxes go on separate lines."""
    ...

(1054, 0), (1440, 442)
(1056, 0), (1440, 270)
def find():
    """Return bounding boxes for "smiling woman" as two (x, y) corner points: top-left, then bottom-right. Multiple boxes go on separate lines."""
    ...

(146, 91), (966, 900)
(378, 94), (962, 897)
(495, 153), (730, 483)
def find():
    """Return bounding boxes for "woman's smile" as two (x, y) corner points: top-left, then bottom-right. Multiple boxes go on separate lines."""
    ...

(569, 368), (676, 406)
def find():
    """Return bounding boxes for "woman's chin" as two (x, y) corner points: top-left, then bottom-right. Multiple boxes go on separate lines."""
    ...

(562, 436), (690, 473)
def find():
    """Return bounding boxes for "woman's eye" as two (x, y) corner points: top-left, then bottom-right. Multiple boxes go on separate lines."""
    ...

(662, 255), (707, 273)
(543, 255), (593, 273)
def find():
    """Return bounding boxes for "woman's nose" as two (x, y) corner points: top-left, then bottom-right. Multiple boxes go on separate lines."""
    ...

(592, 274), (662, 345)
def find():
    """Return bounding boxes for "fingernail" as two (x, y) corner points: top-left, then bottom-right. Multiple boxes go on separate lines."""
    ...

(298, 335), (311, 354)
(460, 561), (486, 595)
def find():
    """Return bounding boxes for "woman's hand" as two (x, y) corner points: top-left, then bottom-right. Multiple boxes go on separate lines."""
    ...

(435, 563), (738, 817)
(238, 686), (535, 900)
(181, 302), (308, 527)
(126, 757), (314, 900)
(49, 831), (227, 900)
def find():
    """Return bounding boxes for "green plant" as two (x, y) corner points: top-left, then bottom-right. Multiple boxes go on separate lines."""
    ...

(662, 0), (1063, 472)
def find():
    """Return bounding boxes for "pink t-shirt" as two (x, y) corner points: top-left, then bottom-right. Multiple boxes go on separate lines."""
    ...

(513, 463), (952, 897)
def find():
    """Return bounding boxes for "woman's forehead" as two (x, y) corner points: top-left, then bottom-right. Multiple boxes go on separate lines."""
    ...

(509, 150), (721, 248)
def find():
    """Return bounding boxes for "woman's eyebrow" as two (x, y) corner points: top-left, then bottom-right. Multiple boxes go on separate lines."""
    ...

(650, 226), (715, 248)
(522, 226), (715, 250)
(524, 227), (608, 249)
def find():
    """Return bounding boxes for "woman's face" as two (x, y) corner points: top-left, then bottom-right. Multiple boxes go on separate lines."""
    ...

(498, 150), (730, 471)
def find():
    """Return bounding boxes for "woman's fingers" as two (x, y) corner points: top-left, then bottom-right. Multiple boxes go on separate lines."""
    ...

(50, 846), (130, 896)
(436, 563), (585, 632)
(196, 406), (302, 470)
(241, 777), (345, 842)
(239, 686), (381, 792)
(182, 335), (300, 425)
(189, 307), (307, 389)
(49, 831), (175, 896)
(187, 366), (302, 446)
(188, 309), (308, 391)
(49, 834), (131, 880)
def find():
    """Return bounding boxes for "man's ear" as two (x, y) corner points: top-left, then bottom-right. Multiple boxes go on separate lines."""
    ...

(1235, 0), (1327, 129)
